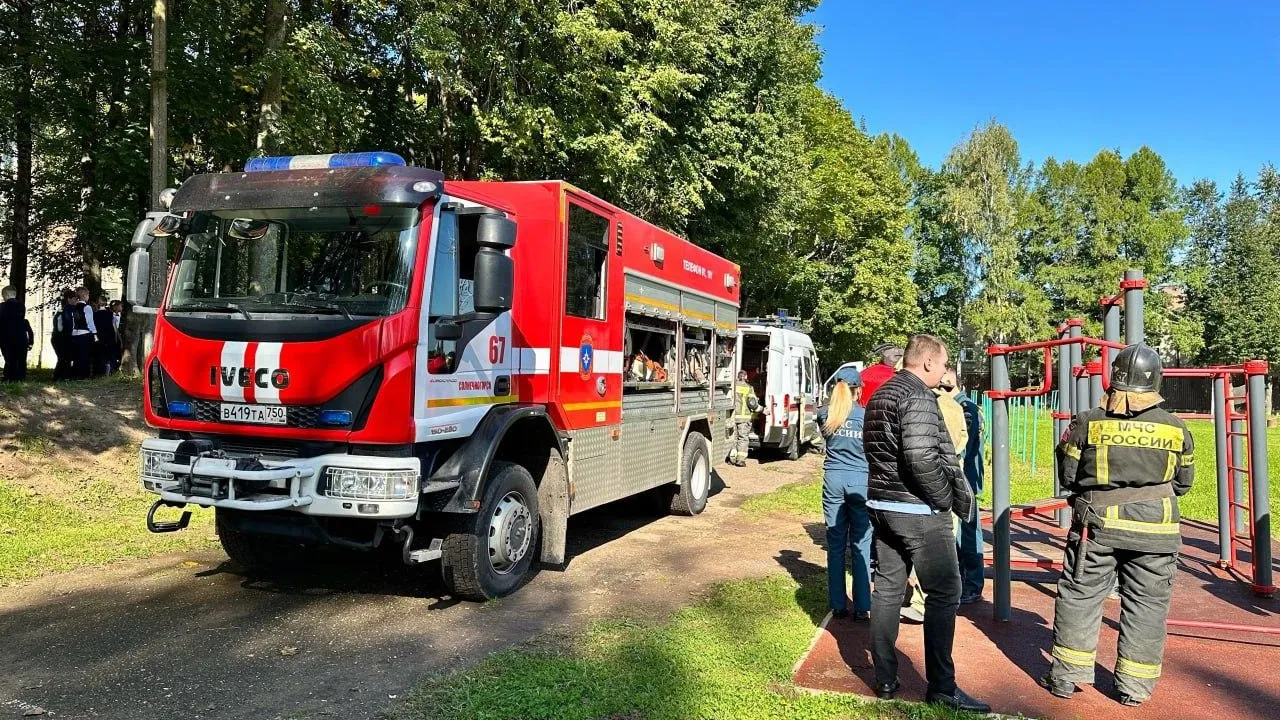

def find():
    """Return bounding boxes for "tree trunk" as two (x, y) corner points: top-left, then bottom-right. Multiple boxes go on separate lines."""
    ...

(121, 0), (168, 377)
(77, 8), (105, 298)
(149, 0), (168, 210)
(255, 0), (288, 153)
(7, 0), (33, 298)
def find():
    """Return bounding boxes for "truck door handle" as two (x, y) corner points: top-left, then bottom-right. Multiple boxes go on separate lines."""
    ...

(494, 375), (511, 396)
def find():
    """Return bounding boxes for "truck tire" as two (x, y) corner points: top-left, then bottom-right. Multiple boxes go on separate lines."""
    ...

(667, 433), (711, 516)
(441, 461), (540, 601)
(215, 508), (303, 574)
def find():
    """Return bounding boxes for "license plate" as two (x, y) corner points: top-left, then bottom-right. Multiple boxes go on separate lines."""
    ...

(220, 403), (287, 425)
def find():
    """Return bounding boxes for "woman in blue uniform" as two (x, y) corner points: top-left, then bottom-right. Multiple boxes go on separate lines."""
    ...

(819, 365), (872, 620)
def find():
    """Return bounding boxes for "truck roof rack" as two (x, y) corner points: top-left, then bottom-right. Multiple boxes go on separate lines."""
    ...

(738, 315), (810, 331)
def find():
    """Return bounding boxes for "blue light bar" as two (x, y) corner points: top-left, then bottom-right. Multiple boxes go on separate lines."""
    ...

(319, 409), (353, 427)
(167, 401), (193, 417)
(244, 152), (406, 173)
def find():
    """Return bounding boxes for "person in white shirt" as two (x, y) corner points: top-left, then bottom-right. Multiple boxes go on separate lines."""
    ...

(69, 286), (97, 379)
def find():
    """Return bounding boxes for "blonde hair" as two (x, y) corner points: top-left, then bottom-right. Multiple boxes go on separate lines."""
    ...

(904, 333), (947, 368)
(823, 381), (861, 435)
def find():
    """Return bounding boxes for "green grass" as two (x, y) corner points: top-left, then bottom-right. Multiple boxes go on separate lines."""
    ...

(0, 477), (217, 586)
(389, 574), (975, 720)
(741, 476), (822, 518)
(741, 414), (1280, 526)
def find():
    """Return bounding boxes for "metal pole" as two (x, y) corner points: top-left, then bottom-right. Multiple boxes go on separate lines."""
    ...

(1245, 362), (1274, 597)
(1088, 361), (1103, 408)
(991, 347), (1012, 622)
(1213, 376), (1231, 567)
(1101, 299), (1121, 395)
(1102, 301), (1121, 347)
(1055, 328), (1072, 527)
(1123, 269), (1145, 345)
(1030, 394), (1040, 475)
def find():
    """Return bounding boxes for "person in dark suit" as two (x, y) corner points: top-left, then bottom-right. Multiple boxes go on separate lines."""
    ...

(92, 295), (119, 376)
(1, 285), (35, 382)
(52, 289), (75, 380)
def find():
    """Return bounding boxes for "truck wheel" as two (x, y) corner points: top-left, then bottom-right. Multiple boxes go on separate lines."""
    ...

(667, 433), (711, 516)
(441, 461), (540, 601)
(215, 508), (301, 574)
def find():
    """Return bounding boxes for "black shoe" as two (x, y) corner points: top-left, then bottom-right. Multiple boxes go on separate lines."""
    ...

(875, 680), (901, 700)
(831, 608), (849, 620)
(1116, 693), (1145, 707)
(1038, 673), (1075, 699)
(853, 610), (871, 623)
(927, 688), (991, 713)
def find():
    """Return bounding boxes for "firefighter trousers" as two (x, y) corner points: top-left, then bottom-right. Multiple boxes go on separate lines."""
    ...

(731, 421), (751, 462)
(1048, 538), (1177, 701)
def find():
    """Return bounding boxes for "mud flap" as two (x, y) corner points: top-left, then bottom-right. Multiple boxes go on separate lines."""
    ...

(538, 452), (570, 566)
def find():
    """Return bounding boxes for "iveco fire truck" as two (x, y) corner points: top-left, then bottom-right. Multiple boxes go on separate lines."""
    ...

(129, 152), (741, 599)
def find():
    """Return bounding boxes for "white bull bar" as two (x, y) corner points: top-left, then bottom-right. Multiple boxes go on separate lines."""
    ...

(140, 437), (421, 518)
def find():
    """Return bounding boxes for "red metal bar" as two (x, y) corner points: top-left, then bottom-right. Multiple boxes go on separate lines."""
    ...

(993, 336), (1081, 354)
(986, 345), (1055, 399)
(1080, 337), (1126, 351)
(1166, 619), (1280, 636)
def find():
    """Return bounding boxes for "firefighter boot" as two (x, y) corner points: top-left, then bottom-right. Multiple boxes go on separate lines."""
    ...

(1046, 538), (1118, 692)
(1112, 550), (1177, 705)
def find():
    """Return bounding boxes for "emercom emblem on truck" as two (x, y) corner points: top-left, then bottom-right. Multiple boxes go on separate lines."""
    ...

(209, 365), (291, 390)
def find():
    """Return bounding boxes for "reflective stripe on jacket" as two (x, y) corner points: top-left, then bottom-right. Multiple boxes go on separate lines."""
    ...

(734, 383), (755, 421)
(1057, 405), (1195, 553)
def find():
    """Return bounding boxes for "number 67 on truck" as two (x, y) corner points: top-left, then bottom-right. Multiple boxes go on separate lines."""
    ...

(127, 152), (742, 599)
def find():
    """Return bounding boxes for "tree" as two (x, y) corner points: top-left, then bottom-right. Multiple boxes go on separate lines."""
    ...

(787, 89), (918, 363)
(1202, 174), (1280, 368)
(1023, 147), (1193, 356)
(5, 0), (34, 298)
(942, 120), (1047, 344)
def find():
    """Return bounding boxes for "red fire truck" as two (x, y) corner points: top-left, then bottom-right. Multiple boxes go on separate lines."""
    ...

(129, 152), (741, 599)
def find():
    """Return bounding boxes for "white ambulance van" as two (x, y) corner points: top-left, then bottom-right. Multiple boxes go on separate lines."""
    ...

(737, 317), (821, 460)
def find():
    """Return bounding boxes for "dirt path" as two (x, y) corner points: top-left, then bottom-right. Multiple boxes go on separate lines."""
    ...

(0, 454), (826, 720)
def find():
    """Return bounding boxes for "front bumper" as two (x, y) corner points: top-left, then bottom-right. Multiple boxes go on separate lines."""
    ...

(139, 438), (422, 519)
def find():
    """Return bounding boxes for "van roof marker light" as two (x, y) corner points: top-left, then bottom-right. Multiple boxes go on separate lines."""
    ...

(244, 152), (407, 173)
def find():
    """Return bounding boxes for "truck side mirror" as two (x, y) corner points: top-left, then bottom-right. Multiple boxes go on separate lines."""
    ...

(473, 213), (516, 313)
(126, 214), (165, 308)
(477, 213), (516, 249)
(126, 249), (151, 306)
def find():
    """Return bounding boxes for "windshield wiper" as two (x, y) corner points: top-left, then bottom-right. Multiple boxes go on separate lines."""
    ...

(259, 300), (355, 320)
(169, 302), (252, 320)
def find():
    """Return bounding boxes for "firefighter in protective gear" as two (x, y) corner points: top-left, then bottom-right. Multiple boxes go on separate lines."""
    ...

(1040, 344), (1195, 707)
(731, 370), (759, 467)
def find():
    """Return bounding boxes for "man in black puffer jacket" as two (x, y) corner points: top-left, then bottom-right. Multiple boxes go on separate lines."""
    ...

(863, 334), (987, 713)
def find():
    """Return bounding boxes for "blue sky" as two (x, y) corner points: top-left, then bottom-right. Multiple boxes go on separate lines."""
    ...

(807, 1), (1280, 189)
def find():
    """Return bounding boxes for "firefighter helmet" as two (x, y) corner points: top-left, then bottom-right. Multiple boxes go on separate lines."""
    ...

(1110, 344), (1163, 393)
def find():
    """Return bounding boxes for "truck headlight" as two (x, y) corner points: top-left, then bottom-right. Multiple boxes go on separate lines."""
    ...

(323, 468), (417, 500)
(142, 449), (176, 485)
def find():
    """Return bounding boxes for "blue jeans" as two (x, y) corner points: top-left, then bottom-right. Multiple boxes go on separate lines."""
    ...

(956, 477), (984, 598)
(823, 469), (872, 613)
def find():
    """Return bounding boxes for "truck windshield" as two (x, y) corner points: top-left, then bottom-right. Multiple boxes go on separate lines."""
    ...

(167, 206), (420, 317)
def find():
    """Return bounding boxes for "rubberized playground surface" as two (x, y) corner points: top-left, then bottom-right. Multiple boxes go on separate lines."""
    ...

(793, 514), (1280, 719)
